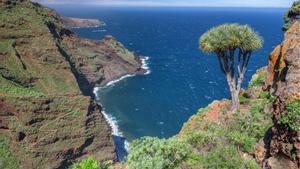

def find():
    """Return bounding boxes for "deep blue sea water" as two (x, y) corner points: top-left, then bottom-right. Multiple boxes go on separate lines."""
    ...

(49, 6), (286, 141)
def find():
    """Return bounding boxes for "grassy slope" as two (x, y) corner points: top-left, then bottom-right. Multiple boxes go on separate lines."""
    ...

(0, 1), (115, 168)
(0, 1), (81, 96)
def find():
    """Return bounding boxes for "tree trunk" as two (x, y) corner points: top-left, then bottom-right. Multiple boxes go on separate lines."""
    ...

(226, 72), (238, 112)
(216, 50), (251, 112)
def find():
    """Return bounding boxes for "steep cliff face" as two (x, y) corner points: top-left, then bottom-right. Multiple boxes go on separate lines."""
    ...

(264, 21), (300, 169)
(0, 96), (115, 169)
(0, 0), (143, 168)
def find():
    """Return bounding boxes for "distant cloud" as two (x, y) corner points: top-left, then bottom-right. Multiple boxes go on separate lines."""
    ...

(32, 0), (294, 7)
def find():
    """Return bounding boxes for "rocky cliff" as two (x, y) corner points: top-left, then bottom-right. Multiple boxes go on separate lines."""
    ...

(0, 0), (144, 168)
(263, 21), (300, 169)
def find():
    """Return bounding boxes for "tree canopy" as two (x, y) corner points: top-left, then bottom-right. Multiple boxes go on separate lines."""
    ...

(200, 24), (262, 53)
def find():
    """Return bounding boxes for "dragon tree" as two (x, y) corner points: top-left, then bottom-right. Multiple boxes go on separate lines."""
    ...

(200, 23), (263, 111)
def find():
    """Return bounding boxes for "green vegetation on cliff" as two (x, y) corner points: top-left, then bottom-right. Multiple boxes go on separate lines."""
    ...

(280, 99), (300, 131)
(283, 0), (300, 31)
(0, 135), (19, 169)
(0, 0), (143, 168)
(71, 157), (113, 169)
(127, 137), (192, 169)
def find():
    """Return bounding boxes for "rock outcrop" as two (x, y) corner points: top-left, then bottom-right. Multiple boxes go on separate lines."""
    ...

(0, 0), (144, 168)
(264, 21), (300, 169)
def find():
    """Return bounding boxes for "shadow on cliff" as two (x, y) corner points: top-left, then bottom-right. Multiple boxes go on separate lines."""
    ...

(113, 135), (128, 161)
(46, 22), (94, 97)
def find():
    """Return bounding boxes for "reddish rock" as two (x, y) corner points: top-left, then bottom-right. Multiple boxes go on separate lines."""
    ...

(265, 22), (300, 169)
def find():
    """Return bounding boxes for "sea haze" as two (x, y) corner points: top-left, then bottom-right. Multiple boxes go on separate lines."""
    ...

(50, 6), (286, 141)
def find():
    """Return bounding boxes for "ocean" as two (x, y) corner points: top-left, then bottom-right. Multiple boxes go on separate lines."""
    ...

(49, 5), (286, 156)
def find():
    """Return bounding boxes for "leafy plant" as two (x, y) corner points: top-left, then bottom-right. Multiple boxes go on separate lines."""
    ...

(199, 144), (259, 169)
(127, 137), (192, 169)
(71, 157), (100, 169)
(280, 99), (300, 131)
(283, 0), (300, 31)
(249, 72), (266, 88)
(0, 135), (20, 169)
(240, 95), (249, 104)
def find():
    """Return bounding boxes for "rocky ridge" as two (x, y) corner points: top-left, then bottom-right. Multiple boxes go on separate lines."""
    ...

(263, 21), (300, 169)
(0, 0), (144, 168)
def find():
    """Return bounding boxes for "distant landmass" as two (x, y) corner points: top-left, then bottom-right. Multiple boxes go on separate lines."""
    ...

(62, 17), (104, 28)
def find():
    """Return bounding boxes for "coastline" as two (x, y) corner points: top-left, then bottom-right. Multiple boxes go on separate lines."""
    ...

(93, 56), (150, 160)
(100, 56), (150, 88)
(70, 24), (105, 29)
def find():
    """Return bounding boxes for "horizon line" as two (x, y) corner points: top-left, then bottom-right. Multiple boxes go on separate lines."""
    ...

(41, 4), (289, 9)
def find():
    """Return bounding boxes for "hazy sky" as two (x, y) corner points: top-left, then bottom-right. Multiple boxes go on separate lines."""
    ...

(33, 0), (295, 7)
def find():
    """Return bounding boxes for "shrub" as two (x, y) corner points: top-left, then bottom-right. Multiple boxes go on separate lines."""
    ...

(227, 98), (273, 153)
(280, 99), (300, 131)
(199, 144), (259, 169)
(71, 157), (101, 169)
(249, 72), (266, 88)
(0, 135), (20, 169)
(127, 137), (192, 169)
(283, 0), (300, 31)
(240, 95), (249, 104)
(258, 91), (270, 99)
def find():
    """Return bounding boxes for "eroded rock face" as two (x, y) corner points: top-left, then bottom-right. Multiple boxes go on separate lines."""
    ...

(265, 22), (300, 168)
(0, 96), (116, 169)
(61, 34), (145, 92)
(0, 0), (144, 168)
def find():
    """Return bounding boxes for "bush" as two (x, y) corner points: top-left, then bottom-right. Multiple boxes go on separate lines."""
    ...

(283, 0), (300, 31)
(228, 99), (272, 153)
(71, 157), (99, 169)
(240, 95), (249, 104)
(199, 144), (259, 169)
(249, 72), (266, 88)
(0, 135), (19, 169)
(280, 99), (300, 131)
(127, 137), (192, 169)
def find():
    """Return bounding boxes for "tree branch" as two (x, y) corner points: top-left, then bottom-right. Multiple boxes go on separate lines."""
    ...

(217, 53), (226, 74)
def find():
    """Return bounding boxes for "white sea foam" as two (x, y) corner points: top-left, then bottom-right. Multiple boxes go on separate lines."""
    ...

(92, 29), (107, 32)
(93, 87), (123, 135)
(93, 87), (130, 157)
(100, 57), (150, 88)
(92, 56), (151, 158)
(105, 74), (135, 88)
(141, 56), (151, 75)
(71, 25), (101, 29)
